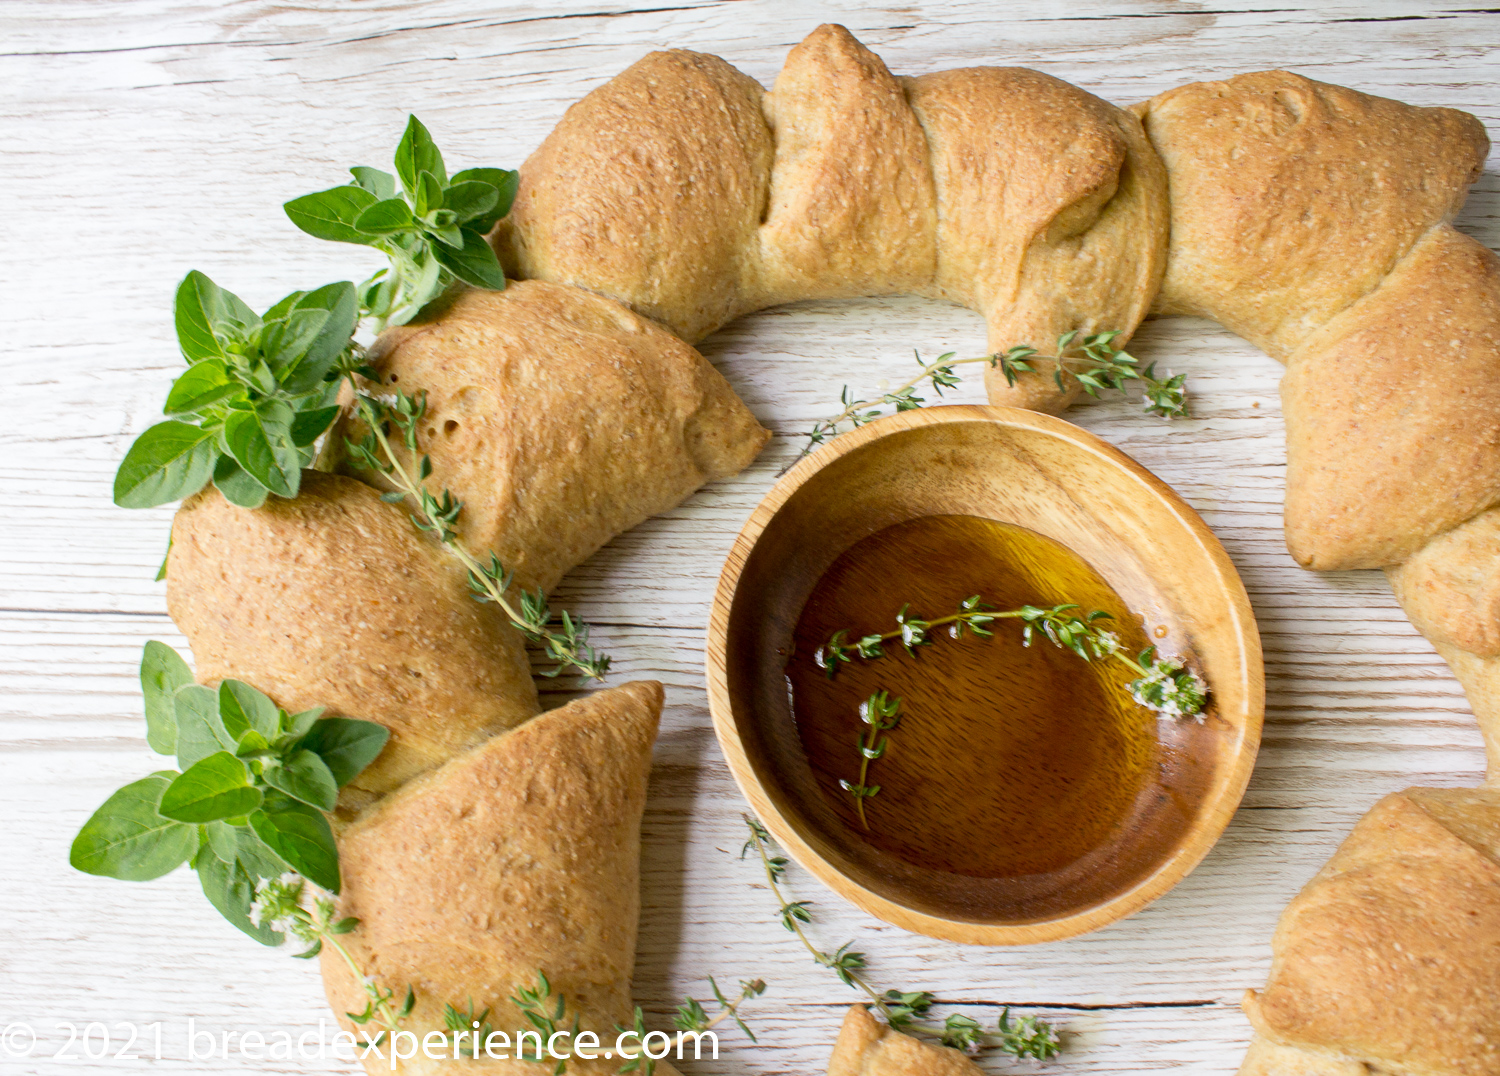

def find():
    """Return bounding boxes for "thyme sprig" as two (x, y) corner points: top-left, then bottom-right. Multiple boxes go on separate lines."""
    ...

(438, 999), (496, 1058)
(787, 330), (1188, 471)
(674, 977), (767, 1042)
(740, 818), (1060, 1058)
(341, 371), (609, 680)
(816, 597), (1207, 720)
(250, 873), (415, 1050)
(512, 971), (578, 1075)
(839, 691), (902, 829)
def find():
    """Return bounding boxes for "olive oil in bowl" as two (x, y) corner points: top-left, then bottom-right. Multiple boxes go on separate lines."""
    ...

(788, 514), (1159, 880)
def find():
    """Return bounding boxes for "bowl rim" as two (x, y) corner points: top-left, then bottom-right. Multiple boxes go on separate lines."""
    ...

(705, 403), (1265, 946)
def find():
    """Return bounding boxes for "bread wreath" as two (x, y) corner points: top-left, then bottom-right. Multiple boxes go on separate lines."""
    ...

(164, 23), (1500, 1076)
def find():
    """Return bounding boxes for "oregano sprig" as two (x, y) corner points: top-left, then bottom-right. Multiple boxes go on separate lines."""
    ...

(113, 273), (357, 509)
(815, 596), (1208, 720)
(115, 116), (513, 512)
(285, 115), (516, 332)
(788, 330), (1188, 471)
(340, 377), (610, 680)
(838, 691), (902, 829)
(69, 641), (390, 937)
(740, 817), (1060, 1059)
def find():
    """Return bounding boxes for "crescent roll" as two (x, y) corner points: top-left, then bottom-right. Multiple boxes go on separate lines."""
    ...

(1240, 787), (1500, 1076)
(329, 281), (769, 595)
(321, 681), (678, 1076)
(167, 470), (539, 811)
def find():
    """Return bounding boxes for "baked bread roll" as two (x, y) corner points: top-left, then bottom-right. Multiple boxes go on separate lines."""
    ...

(329, 281), (769, 595)
(1140, 70), (1487, 362)
(496, 51), (772, 343)
(322, 681), (677, 1076)
(826, 1005), (984, 1076)
(1239, 787), (1500, 1076)
(496, 24), (1168, 413)
(906, 65), (1166, 413)
(167, 470), (538, 810)
(754, 25), (937, 306)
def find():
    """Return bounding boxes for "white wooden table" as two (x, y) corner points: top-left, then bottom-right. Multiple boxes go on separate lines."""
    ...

(4, 2), (1496, 1073)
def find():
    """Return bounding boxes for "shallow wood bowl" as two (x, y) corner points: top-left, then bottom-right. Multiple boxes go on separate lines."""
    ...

(706, 405), (1264, 945)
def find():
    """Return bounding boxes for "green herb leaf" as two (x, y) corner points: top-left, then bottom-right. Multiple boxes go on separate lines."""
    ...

(450, 168), (517, 232)
(284, 185), (380, 245)
(139, 641), (192, 755)
(432, 228), (507, 290)
(289, 406), (340, 447)
(441, 181), (499, 226)
(414, 170), (444, 219)
(260, 308), (330, 382)
(264, 748), (339, 811)
(164, 359), (240, 417)
(195, 845), (283, 945)
(249, 795), (340, 892)
(349, 166), (397, 200)
(235, 728), (271, 756)
(114, 421), (219, 508)
(355, 198), (416, 235)
(160, 751), (262, 823)
(297, 717), (389, 788)
(212, 455), (270, 508)
(395, 115), (446, 195)
(70, 773), (199, 880)
(280, 706), (324, 743)
(278, 281), (358, 393)
(174, 271), (229, 361)
(175, 683), (237, 769)
(223, 403), (301, 499)
(219, 680), (282, 741)
(202, 818), (239, 862)
(234, 825), (291, 880)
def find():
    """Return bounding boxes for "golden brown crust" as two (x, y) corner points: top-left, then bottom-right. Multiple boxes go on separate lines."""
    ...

(322, 681), (664, 1075)
(982, 102), (1168, 414)
(1245, 788), (1500, 1076)
(1140, 70), (1487, 361)
(1237, 1034), (1372, 1076)
(827, 1005), (986, 1076)
(497, 50), (773, 342)
(166, 471), (538, 808)
(1388, 510), (1500, 657)
(330, 281), (769, 595)
(1282, 226), (1500, 570)
(753, 24), (937, 306)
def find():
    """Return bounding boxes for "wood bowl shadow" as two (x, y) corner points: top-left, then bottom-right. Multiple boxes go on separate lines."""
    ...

(706, 405), (1264, 945)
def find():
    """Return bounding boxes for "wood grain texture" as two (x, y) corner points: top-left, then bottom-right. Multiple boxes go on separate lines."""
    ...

(2, 2), (1496, 1074)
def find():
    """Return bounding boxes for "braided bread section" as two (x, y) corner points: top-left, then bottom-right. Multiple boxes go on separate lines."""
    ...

(495, 23), (1168, 413)
(496, 49), (773, 342)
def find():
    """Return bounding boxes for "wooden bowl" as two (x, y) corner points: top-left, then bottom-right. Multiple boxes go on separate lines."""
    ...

(706, 405), (1263, 945)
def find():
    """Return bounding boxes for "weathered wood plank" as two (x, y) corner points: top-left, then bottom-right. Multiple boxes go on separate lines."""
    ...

(4, 2), (1498, 1073)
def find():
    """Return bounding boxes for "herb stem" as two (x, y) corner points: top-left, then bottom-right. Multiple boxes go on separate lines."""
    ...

(744, 819), (891, 1016)
(741, 818), (1061, 1058)
(341, 368), (608, 680)
(788, 331), (1188, 472)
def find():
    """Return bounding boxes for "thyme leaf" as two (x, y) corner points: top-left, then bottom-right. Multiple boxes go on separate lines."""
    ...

(740, 817), (1061, 1059)
(786, 330), (1188, 472)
